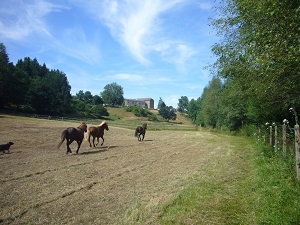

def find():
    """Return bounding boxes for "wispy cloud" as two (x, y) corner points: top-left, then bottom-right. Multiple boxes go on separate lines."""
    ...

(53, 28), (102, 65)
(112, 73), (144, 82)
(154, 41), (197, 72)
(0, 0), (102, 65)
(94, 71), (172, 85)
(78, 0), (191, 66)
(0, 0), (64, 41)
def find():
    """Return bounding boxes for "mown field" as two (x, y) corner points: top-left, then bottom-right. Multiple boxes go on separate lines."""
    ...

(1, 114), (298, 224)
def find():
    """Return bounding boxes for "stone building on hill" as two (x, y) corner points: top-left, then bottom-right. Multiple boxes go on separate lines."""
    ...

(124, 98), (154, 109)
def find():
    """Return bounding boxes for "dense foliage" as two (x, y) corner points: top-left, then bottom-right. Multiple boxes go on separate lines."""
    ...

(125, 106), (158, 121)
(158, 99), (177, 121)
(0, 43), (108, 118)
(210, 0), (300, 127)
(101, 82), (124, 107)
(0, 44), (72, 115)
(179, 0), (300, 130)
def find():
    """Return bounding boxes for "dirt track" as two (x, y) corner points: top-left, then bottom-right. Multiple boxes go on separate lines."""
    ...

(0, 116), (237, 224)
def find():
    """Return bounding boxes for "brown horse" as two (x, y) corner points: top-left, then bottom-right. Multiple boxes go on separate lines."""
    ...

(57, 122), (87, 154)
(135, 123), (147, 141)
(88, 121), (109, 147)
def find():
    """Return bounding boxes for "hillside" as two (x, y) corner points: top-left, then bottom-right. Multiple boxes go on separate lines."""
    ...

(105, 107), (192, 125)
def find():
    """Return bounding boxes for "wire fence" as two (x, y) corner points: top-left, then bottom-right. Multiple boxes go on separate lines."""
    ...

(258, 122), (300, 179)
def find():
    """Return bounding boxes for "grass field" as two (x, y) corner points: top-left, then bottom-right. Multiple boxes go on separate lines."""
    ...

(1, 114), (300, 224)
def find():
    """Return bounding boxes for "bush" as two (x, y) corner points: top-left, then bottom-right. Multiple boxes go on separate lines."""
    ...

(125, 106), (152, 118)
(148, 114), (158, 121)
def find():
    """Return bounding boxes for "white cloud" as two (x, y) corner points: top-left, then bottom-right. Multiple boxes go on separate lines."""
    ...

(53, 28), (102, 65)
(0, 0), (65, 41)
(158, 42), (197, 72)
(113, 73), (144, 82)
(78, 0), (188, 65)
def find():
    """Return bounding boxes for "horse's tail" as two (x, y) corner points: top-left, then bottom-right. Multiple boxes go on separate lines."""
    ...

(57, 130), (67, 149)
(134, 127), (139, 137)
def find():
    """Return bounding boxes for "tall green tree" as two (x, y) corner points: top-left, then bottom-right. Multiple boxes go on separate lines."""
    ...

(211, 0), (300, 126)
(27, 69), (71, 114)
(157, 97), (166, 110)
(92, 95), (104, 105)
(200, 77), (222, 128)
(0, 43), (12, 108)
(101, 82), (124, 107)
(0, 43), (29, 108)
(177, 96), (189, 113)
(75, 90), (94, 104)
(159, 105), (177, 121)
(188, 98), (201, 125)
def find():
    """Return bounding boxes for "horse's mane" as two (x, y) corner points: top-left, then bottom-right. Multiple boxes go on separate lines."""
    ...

(99, 121), (107, 127)
(78, 122), (87, 129)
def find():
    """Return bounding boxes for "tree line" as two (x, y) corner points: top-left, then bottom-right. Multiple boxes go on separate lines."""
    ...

(177, 0), (300, 130)
(0, 43), (176, 121)
(0, 43), (123, 118)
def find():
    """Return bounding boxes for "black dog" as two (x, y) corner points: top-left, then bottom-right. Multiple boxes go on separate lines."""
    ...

(0, 142), (14, 153)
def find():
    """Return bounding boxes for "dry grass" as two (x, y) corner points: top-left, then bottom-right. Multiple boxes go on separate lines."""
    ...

(0, 115), (253, 224)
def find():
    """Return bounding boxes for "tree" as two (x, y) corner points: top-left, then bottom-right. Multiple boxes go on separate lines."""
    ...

(200, 77), (222, 128)
(159, 105), (177, 121)
(93, 95), (103, 105)
(101, 82), (124, 107)
(188, 98), (201, 125)
(75, 90), (85, 101)
(211, 0), (300, 126)
(177, 96), (189, 113)
(27, 69), (71, 114)
(0, 43), (12, 108)
(157, 97), (166, 110)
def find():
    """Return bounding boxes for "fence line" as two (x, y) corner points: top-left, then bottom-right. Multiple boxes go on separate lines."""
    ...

(263, 123), (300, 179)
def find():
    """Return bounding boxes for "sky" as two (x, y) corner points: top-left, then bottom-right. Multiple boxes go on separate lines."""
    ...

(0, 0), (220, 108)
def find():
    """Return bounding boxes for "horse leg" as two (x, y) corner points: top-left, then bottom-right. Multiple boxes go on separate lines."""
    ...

(88, 133), (92, 147)
(66, 139), (72, 154)
(100, 137), (104, 146)
(92, 137), (96, 147)
(76, 140), (82, 154)
(95, 137), (99, 146)
(142, 134), (145, 141)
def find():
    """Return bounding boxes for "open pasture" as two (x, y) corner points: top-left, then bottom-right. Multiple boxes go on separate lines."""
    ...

(0, 115), (253, 224)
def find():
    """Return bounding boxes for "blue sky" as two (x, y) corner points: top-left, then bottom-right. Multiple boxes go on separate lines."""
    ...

(0, 0), (220, 108)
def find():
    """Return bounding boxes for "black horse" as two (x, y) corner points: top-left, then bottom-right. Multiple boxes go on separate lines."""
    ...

(135, 123), (147, 141)
(57, 122), (87, 154)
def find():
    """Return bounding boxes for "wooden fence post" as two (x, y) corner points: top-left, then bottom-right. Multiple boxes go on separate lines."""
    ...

(274, 125), (278, 151)
(269, 126), (273, 147)
(283, 124), (286, 156)
(295, 125), (300, 179)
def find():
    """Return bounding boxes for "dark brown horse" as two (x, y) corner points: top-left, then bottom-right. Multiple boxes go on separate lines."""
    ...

(88, 121), (109, 147)
(135, 123), (147, 141)
(57, 122), (87, 154)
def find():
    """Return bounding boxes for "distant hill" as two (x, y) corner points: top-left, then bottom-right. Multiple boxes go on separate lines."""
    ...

(105, 107), (192, 125)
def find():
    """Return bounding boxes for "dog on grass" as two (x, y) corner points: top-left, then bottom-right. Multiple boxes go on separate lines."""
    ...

(0, 142), (14, 153)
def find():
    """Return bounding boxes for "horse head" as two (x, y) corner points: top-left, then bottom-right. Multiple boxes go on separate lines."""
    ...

(100, 121), (109, 131)
(78, 122), (88, 132)
(143, 123), (147, 129)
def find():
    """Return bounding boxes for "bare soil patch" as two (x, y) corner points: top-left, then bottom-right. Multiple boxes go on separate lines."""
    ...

(0, 116), (242, 224)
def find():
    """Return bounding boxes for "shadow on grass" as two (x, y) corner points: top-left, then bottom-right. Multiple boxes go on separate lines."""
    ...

(80, 146), (118, 155)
